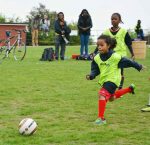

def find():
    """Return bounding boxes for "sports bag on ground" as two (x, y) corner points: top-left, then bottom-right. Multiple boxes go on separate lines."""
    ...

(40, 47), (55, 61)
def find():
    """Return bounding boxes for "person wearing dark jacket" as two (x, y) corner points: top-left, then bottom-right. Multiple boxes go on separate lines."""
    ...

(135, 20), (144, 40)
(86, 35), (145, 125)
(78, 9), (92, 56)
(54, 12), (71, 60)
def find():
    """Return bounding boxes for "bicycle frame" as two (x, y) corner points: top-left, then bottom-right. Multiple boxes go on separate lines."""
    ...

(6, 30), (22, 51)
(0, 29), (27, 61)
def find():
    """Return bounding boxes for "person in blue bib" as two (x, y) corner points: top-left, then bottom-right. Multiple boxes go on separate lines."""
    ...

(86, 35), (145, 125)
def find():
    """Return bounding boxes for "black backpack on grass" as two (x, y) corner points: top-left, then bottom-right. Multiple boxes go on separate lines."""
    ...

(40, 47), (55, 61)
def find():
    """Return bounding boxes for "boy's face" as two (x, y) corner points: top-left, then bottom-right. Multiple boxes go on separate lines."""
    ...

(58, 14), (64, 21)
(111, 14), (120, 27)
(97, 39), (110, 54)
(138, 20), (141, 24)
(82, 11), (88, 17)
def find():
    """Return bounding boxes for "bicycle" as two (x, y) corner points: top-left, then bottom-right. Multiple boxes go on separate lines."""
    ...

(0, 29), (27, 62)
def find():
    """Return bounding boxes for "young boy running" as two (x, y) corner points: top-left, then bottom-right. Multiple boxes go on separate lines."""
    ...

(86, 35), (145, 125)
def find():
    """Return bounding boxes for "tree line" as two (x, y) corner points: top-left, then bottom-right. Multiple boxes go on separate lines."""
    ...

(0, 3), (88, 45)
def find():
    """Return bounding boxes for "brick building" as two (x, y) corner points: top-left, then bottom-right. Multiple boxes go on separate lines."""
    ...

(0, 23), (28, 45)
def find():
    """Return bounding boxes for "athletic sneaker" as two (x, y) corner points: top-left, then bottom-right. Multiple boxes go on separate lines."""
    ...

(95, 118), (106, 125)
(141, 107), (150, 112)
(129, 84), (135, 94)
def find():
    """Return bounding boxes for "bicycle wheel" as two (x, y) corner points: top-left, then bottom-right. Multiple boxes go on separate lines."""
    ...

(0, 45), (7, 61)
(13, 41), (27, 61)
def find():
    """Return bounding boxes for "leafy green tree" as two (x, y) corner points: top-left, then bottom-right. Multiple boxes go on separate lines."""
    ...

(8, 16), (22, 23)
(0, 13), (22, 23)
(128, 29), (137, 39)
(26, 3), (57, 45)
(0, 14), (6, 23)
(68, 21), (78, 30)
(27, 3), (57, 30)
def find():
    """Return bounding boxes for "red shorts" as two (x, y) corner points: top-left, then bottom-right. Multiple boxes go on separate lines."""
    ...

(99, 87), (113, 101)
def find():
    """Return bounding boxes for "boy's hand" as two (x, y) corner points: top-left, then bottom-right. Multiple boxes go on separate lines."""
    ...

(61, 30), (65, 34)
(86, 74), (91, 80)
(82, 28), (87, 31)
(89, 53), (95, 60)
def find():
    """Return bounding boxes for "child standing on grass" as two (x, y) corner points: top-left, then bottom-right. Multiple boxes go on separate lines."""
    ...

(94, 13), (135, 89)
(86, 35), (145, 125)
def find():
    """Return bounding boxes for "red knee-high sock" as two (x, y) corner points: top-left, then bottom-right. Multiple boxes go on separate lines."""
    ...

(114, 87), (132, 99)
(98, 100), (107, 119)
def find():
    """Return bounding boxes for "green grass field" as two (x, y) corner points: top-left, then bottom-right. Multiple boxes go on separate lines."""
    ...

(0, 45), (150, 145)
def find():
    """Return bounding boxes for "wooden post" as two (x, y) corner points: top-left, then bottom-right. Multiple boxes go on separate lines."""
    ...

(132, 41), (147, 59)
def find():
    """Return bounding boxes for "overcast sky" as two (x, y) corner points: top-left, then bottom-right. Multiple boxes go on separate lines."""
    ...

(0, 0), (150, 31)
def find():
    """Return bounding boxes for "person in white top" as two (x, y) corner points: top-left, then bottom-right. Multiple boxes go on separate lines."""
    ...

(40, 14), (50, 36)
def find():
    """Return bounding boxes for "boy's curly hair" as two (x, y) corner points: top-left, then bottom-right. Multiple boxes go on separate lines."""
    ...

(98, 35), (117, 50)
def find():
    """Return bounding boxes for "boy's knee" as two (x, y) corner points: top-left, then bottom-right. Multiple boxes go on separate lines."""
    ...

(98, 88), (112, 101)
(98, 94), (105, 100)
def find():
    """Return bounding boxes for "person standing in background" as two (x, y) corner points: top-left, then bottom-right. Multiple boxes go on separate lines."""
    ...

(40, 14), (50, 37)
(135, 20), (144, 40)
(54, 12), (71, 60)
(77, 9), (92, 57)
(93, 13), (135, 89)
(31, 15), (40, 46)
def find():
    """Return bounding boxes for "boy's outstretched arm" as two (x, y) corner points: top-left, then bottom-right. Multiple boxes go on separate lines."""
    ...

(86, 60), (100, 80)
(118, 57), (145, 71)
